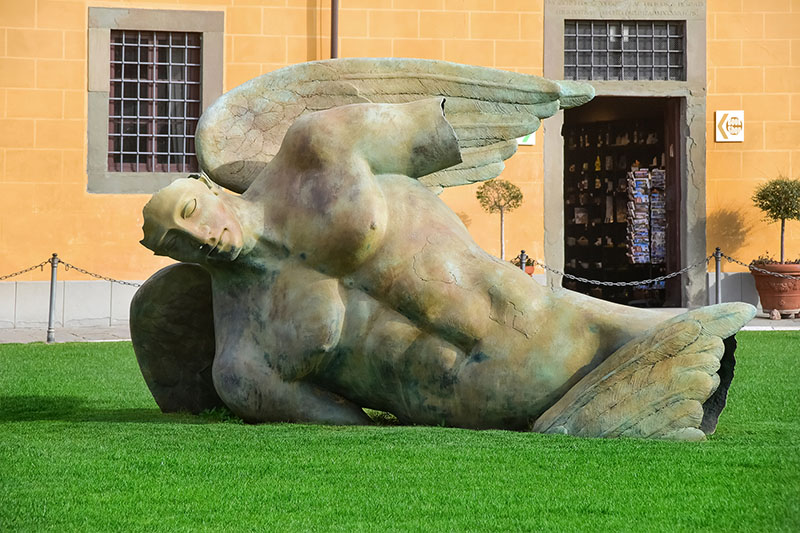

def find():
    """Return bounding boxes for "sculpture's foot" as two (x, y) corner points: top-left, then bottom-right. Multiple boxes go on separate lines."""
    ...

(532, 303), (756, 441)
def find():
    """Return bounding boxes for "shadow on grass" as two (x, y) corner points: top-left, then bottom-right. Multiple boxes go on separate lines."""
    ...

(0, 395), (207, 424)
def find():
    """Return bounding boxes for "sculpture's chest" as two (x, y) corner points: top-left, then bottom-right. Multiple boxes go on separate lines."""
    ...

(212, 264), (346, 380)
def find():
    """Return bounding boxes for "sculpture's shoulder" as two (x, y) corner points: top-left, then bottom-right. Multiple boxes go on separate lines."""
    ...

(272, 105), (366, 169)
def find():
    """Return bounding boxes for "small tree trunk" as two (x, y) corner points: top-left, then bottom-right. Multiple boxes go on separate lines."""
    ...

(781, 218), (785, 263)
(500, 208), (505, 260)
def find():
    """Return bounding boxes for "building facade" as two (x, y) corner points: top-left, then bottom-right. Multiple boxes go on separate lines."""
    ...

(1, 0), (798, 326)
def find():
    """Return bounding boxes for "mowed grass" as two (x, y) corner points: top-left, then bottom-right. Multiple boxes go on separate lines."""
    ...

(1, 332), (798, 532)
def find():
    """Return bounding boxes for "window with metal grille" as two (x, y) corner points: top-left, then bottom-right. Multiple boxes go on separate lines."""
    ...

(108, 30), (201, 172)
(564, 20), (685, 81)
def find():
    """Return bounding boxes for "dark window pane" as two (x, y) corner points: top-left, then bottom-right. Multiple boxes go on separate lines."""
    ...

(169, 102), (185, 118)
(623, 52), (636, 65)
(123, 100), (136, 117)
(156, 83), (169, 100)
(171, 48), (185, 64)
(186, 102), (201, 118)
(157, 101), (169, 117)
(186, 83), (201, 100)
(123, 64), (137, 79)
(139, 100), (152, 118)
(623, 66), (637, 80)
(109, 99), (122, 117)
(123, 46), (137, 62)
(171, 65), (185, 81)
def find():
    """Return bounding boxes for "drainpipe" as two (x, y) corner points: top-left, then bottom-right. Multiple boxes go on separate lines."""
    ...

(331, 0), (339, 59)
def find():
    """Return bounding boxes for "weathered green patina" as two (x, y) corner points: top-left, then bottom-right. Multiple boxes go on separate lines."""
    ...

(132, 59), (755, 440)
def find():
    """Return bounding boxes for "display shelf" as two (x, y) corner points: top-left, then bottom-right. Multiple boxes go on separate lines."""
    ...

(563, 118), (667, 306)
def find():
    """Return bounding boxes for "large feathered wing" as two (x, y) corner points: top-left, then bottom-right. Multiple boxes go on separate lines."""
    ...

(195, 58), (594, 193)
(532, 303), (756, 441)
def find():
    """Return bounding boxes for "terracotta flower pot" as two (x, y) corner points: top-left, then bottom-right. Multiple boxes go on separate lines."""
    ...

(750, 263), (800, 314)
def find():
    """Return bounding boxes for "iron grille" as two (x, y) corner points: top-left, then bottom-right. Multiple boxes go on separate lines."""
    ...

(108, 30), (202, 172)
(564, 20), (685, 81)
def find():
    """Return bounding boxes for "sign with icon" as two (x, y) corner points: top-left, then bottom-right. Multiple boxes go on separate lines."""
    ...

(715, 110), (744, 142)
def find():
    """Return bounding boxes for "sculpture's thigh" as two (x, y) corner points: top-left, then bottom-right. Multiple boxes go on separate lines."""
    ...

(130, 263), (223, 414)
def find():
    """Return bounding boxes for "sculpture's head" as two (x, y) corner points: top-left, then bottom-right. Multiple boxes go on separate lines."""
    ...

(141, 174), (246, 263)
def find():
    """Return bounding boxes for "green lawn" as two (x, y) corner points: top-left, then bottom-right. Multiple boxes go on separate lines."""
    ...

(1, 332), (799, 532)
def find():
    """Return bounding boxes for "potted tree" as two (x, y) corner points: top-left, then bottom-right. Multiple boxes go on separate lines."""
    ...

(750, 176), (800, 317)
(476, 179), (523, 260)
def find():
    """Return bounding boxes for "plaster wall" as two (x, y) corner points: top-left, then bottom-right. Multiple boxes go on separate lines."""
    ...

(705, 0), (800, 270)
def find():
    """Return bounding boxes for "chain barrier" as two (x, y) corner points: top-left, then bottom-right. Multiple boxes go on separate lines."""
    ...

(0, 259), (50, 282)
(0, 256), (142, 287)
(531, 255), (712, 287)
(719, 253), (800, 280)
(60, 260), (142, 287)
(3, 251), (797, 289)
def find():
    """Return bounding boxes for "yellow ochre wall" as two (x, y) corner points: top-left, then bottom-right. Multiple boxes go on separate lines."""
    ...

(0, 0), (798, 283)
(706, 0), (800, 269)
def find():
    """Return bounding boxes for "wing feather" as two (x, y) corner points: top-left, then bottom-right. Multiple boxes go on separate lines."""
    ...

(195, 58), (594, 193)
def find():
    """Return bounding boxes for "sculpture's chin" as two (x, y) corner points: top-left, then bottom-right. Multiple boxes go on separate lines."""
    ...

(208, 245), (241, 263)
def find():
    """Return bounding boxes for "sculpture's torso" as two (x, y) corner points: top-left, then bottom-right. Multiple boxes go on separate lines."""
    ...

(210, 166), (662, 428)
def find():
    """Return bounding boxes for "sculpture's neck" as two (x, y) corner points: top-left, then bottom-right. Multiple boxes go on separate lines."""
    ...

(220, 192), (289, 270)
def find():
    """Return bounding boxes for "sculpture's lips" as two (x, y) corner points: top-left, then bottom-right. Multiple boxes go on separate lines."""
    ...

(207, 229), (225, 257)
(207, 229), (240, 261)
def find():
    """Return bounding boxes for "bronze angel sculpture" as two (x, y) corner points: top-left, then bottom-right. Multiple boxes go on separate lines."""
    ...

(131, 59), (755, 440)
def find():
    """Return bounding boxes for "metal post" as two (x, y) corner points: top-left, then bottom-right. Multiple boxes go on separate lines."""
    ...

(46, 253), (59, 343)
(714, 247), (722, 305)
(519, 250), (527, 271)
(330, 0), (339, 59)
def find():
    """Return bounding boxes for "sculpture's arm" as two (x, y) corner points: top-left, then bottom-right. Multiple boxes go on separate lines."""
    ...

(212, 341), (372, 425)
(275, 98), (463, 179)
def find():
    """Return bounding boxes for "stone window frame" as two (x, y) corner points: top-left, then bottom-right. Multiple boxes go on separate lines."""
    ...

(542, 0), (707, 307)
(87, 7), (223, 194)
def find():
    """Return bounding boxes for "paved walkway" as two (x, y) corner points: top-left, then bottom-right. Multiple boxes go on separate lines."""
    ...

(1, 312), (797, 344)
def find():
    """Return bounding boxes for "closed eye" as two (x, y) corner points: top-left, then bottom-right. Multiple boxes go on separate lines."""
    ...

(181, 198), (197, 219)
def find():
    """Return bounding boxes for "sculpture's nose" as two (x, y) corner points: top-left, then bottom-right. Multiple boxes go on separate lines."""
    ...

(198, 225), (214, 244)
